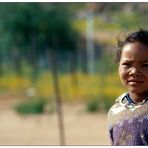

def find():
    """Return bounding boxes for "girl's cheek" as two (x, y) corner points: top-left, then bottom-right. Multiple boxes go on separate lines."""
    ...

(119, 67), (127, 75)
(120, 70), (128, 81)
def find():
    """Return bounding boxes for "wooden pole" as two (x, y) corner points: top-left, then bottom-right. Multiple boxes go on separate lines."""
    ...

(48, 50), (65, 145)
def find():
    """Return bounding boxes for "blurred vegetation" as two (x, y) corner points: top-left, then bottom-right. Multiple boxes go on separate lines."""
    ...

(0, 3), (147, 114)
(86, 97), (100, 112)
(14, 97), (47, 114)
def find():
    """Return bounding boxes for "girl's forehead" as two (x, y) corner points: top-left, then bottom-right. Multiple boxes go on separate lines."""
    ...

(121, 42), (148, 60)
(122, 42), (148, 53)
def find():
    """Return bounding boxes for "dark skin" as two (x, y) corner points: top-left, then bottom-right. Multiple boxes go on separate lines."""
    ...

(118, 41), (148, 103)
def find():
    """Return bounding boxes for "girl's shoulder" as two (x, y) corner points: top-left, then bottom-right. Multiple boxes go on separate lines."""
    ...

(107, 93), (128, 127)
(108, 92), (148, 128)
(115, 92), (127, 103)
(108, 92), (127, 115)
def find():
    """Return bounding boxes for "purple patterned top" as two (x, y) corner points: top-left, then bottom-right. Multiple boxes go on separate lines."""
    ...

(108, 93), (148, 145)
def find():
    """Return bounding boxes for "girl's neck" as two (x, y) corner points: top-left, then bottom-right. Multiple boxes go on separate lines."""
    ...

(129, 92), (148, 103)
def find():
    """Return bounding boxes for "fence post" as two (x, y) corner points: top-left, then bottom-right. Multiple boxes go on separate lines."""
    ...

(48, 50), (65, 145)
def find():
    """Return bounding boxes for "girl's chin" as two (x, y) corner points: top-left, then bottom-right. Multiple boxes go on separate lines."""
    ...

(128, 89), (148, 95)
(128, 88), (142, 94)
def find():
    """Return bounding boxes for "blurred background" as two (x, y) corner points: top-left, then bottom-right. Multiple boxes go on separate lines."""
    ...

(0, 2), (147, 145)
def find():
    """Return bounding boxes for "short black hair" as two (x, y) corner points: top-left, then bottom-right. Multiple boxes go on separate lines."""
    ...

(115, 28), (148, 63)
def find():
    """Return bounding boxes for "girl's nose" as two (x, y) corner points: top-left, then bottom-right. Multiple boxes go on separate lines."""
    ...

(129, 67), (141, 77)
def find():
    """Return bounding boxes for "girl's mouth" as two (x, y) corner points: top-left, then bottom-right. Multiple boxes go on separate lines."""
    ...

(128, 80), (143, 85)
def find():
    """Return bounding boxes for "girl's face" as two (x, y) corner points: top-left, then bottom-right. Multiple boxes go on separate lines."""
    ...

(118, 42), (148, 100)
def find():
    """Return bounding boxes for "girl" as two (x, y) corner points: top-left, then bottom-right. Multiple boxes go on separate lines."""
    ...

(108, 28), (148, 145)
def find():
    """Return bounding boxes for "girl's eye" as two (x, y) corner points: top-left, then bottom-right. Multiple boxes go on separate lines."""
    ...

(122, 63), (130, 67)
(142, 63), (148, 67)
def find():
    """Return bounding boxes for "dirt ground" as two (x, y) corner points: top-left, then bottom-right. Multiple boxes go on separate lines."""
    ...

(0, 97), (110, 145)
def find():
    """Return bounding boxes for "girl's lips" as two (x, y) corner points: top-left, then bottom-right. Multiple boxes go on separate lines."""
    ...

(128, 79), (143, 83)
(128, 80), (143, 85)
